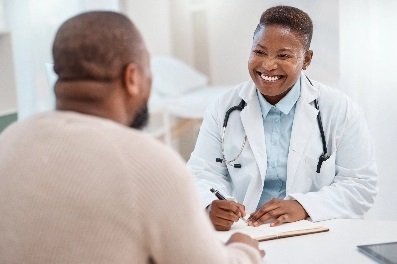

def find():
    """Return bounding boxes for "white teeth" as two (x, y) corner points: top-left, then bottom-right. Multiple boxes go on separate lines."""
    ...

(260, 74), (280, 82)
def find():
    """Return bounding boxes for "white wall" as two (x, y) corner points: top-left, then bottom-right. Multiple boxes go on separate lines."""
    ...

(168, 0), (195, 66)
(121, 0), (172, 56)
(339, 0), (397, 221)
(0, 0), (5, 31)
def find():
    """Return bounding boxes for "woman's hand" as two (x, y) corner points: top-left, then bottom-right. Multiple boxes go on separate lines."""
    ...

(247, 199), (308, 227)
(209, 200), (246, 231)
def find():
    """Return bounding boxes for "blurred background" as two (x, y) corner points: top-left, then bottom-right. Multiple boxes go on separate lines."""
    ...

(0, 0), (396, 221)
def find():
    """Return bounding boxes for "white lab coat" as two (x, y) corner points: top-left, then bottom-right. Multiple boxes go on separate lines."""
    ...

(187, 73), (378, 222)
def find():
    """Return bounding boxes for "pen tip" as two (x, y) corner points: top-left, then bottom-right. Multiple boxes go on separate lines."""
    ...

(210, 188), (215, 193)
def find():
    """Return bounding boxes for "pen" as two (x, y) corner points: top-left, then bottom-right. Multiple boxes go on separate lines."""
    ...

(210, 188), (247, 223)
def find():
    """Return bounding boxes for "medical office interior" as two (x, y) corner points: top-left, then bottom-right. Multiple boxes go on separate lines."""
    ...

(0, 0), (396, 225)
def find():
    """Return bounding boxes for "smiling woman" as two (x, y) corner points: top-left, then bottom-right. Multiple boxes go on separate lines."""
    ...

(187, 5), (378, 232)
(248, 6), (313, 105)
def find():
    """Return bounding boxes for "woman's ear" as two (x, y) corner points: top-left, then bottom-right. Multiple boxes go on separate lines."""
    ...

(303, 50), (313, 70)
(123, 63), (141, 96)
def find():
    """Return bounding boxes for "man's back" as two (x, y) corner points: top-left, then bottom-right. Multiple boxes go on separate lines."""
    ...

(0, 111), (261, 263)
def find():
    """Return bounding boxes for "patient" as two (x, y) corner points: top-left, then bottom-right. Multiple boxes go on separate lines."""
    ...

(0, 11), (264, 263)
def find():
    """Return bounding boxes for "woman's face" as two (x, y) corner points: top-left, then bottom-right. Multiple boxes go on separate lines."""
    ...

(248, 24), (313, 105)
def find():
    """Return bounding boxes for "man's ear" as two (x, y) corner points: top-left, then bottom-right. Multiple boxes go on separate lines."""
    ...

(303, 50), (313, 70)
(123, 63), (141, 96)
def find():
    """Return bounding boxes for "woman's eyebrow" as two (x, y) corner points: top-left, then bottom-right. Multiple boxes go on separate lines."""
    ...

(278, 47), (294, 52)
(255, 43), (267, 49)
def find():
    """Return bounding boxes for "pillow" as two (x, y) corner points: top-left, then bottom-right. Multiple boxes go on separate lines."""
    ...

(151, 56), (208, 96)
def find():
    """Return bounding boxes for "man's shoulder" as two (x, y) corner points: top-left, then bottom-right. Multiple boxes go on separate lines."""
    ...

(7, 111), (175, 158)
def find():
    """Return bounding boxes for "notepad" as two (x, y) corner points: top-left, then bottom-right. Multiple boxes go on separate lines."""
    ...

(223, 219), (329, 241)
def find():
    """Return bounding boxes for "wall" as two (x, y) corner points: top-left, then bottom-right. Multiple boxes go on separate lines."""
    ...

(0, 0), (5, 30)
(121, 0), (172, 56)
(339, 0), (397, 221)
(0, 32), (17, 116)
(168, 0), (194, 66)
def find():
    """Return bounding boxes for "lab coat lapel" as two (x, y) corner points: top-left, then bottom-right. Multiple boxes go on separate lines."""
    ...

(287, 74), (319, 191)
(239, 82), (267, 212)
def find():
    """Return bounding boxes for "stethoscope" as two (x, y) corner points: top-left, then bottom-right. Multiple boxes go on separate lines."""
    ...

(215, 76), (329, 173)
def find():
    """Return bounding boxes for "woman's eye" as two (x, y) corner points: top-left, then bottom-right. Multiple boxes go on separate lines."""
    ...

(253, 50), (265, 55)
(278, 54), (291, 59)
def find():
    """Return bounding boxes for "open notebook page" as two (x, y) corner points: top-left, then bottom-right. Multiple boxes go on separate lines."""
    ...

(215, 219), (329, 242)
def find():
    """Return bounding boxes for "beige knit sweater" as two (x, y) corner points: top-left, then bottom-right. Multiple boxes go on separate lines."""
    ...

(0, 111), (261, 264)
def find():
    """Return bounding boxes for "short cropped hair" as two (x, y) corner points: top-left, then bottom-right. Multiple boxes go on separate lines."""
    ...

(53, 11), (143, 82)
(254, 6), (313, 50)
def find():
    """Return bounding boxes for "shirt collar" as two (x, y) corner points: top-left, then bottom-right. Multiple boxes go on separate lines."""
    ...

(257, 76), (301, 116)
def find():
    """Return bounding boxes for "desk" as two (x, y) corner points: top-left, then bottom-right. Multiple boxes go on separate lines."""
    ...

(215, 219), (397, 264)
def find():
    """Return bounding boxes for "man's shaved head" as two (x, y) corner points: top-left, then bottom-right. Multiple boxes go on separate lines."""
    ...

(52, 11), (152, 128)
(53, 11), (144, 82)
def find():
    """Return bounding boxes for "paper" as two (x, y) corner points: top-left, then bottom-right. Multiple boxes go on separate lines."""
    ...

(218, 219), (329, 242)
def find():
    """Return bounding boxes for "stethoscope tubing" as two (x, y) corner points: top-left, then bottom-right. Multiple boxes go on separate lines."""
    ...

(216, 75), (329, 173)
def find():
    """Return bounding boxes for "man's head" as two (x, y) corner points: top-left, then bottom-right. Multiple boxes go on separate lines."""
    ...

(53, 11), (151, 129)
(248, 6), (313, 105)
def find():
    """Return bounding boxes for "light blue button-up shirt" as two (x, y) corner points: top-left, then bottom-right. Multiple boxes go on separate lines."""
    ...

(256, 78), (301, 209)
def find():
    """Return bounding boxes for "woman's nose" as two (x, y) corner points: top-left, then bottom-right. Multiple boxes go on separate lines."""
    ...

(263, 57), (277, 71)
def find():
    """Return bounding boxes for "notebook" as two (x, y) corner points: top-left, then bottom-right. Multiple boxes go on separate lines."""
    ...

(218, 219), (329, 242)
(357, 242), (397, 264)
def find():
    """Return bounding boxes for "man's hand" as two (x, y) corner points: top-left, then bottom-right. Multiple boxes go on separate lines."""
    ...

(209, 200), (246, 231)
(247, 199), (308, 227)
(226, 233), (265, 258)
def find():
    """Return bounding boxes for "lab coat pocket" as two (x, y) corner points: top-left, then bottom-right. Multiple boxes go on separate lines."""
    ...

(305, 151), (336, 190)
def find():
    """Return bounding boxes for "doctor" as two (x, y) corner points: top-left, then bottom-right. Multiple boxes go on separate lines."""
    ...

(187, 5), (378, 231)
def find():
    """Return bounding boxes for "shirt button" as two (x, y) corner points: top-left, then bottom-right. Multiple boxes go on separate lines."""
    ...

(272, 162), (276, 168)
(274, 118), (279, 123)
(273, 141), (277, 146)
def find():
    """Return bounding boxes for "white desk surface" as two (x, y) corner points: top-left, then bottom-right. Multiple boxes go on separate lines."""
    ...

(215, 219), (397, 264)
